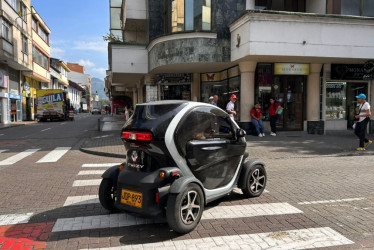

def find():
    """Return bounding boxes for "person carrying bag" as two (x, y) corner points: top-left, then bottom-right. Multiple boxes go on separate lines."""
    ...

(354, 94), (372, 151)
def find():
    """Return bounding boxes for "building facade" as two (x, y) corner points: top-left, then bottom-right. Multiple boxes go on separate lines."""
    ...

(22, 6), (50, 121)
(0, 0), (33, 123)
(67, 63), (92, 112)
(107, 0), (374, 134)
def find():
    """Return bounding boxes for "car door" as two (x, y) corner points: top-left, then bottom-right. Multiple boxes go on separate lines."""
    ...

(175, 106), (245, 189)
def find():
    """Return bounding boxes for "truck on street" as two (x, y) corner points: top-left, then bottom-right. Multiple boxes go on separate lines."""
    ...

(92, 100), (102, 115)
(36, 89), (70, 121)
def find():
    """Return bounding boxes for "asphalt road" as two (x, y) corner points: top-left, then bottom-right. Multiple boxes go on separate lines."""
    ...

(0, 115), (373, 249)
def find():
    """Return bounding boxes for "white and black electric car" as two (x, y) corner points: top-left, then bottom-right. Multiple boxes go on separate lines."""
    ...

(99, 101), (267, 234)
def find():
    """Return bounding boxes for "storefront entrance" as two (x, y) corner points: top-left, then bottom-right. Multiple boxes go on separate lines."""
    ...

(273, 75), (305, 131)
(346, 82), (368, 128)
(161, 84), (191, 100)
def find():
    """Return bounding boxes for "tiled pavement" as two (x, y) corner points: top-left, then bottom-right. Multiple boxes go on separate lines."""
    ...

(1, 115), (374, 249)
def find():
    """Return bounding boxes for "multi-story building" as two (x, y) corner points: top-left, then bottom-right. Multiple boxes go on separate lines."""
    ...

(0, 0), (33, 123)
(67, 62), (92, 112)
(50, 58), (70, 90)
(107, 0), (374, 134)
(22, 5), (50, 120)
(67, 80), (84, 112)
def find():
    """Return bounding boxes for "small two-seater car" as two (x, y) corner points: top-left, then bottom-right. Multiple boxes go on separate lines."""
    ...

(99, 101), (267, 234)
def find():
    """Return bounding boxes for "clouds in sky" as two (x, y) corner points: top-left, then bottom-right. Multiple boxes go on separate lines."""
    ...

(50, 38), (108, 79)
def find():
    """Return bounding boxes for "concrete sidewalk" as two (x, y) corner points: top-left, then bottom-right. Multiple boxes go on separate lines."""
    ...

(0, 120), (38, 130)
(80, 115), (373, 159)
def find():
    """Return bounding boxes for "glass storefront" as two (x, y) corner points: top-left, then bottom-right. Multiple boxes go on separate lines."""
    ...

(255, 63), (307, 131)
(326, 82), (346, 120)
(201, 66), (241, 120)
(157, 73), (192, 101)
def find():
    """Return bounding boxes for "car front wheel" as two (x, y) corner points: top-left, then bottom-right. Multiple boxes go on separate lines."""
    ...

(99, 178), (119, 212)
(242, 164), (267, 198)
(166, 183), (204, 234)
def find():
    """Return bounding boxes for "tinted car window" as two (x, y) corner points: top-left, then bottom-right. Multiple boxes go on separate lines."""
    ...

(175, 106), (234, 157)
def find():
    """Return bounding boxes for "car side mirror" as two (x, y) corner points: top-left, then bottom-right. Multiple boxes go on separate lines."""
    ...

(237, 128), (246, 137)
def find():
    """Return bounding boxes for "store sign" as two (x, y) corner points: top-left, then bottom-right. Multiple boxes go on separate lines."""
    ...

(274, 63), (310, 75)
(0, 69), (8, 88)
(23, 82), (30, 94)
(331, 64), (371, 80)
(157, 73), (191, 84)
(201, 73), (221, 82)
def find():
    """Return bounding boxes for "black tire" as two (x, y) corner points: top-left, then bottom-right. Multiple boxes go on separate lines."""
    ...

(241, 164), (267, 198)
(99, 178), (119, 212)
(166, 183), (204, 234)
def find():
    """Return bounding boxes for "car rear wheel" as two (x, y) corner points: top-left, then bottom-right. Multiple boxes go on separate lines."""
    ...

(242, 164), (267, 198)
(166, 183), (204, 234)
(99, 178), (119, 212)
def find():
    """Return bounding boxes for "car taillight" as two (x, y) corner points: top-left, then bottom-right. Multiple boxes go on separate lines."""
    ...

(122, 131), (153, 141)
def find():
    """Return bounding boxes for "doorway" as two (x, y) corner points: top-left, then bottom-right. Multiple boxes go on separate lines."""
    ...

(273, 75), (305, 131)
(346, 82), (368, 128)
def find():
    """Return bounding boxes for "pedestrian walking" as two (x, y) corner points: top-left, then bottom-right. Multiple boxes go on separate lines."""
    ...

(226, 94), (237, 120)
(251, 103), (265, 137)
(354, 93), (372, 151)
(269, 98), (281, 136)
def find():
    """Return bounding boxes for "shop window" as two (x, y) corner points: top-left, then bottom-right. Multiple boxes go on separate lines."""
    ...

(326, 82), (346, 120)
(170, 0), (211, 33)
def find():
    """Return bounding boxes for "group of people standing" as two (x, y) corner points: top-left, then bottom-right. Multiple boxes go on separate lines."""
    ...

(209, 92), (371, 151)
(250, 98), (281, 137)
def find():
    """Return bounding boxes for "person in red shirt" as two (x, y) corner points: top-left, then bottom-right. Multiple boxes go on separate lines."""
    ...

(269, 98), (281, 136)
(251, 103), (265, 137)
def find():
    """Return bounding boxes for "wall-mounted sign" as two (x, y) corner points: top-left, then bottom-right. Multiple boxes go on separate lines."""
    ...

(274, 63), (310, 75)
(0, 69), (8, 88)
(23, 82), (30, 94)
(330, 64), (372, 80)
(201, 72), (221, 82)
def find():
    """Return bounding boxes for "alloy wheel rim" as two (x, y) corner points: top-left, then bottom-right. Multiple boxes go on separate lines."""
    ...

(180, 190), (201, 225)
(250, 168), (265, 193)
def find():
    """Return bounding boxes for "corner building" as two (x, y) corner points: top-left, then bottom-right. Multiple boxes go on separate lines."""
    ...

(107, 0), (374, 134)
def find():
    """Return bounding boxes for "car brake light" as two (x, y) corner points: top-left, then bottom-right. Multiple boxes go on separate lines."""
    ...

(122, 131), (153, 141)
(155, 192), (159, 203)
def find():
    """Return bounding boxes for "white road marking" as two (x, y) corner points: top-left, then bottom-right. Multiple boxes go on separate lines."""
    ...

(79, 227), (353, 250)
(233, 187), (269, 194)
(93, 134), (114, 139)
(52, 203), (302, 232)
(0, 149), (8, 153)
(0, 134), (4, 136)
(36, 147), (71, 163)
(60, 122), (66, 125)
(298, 197), (366, 205)
(72, 179), (101, 187)
(0, 213), (33, 226)
(0, 149), (40, 166)
(77, 170), (105, 175)
(63, 195), (99, 206)
(41, 128), (51, 132)
(82, 163), (121, 168)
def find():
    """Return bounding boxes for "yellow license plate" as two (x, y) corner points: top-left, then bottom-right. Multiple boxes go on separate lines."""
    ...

(121, 189), (143, 208)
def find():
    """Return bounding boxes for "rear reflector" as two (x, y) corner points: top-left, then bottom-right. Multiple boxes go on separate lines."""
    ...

(155, 192), (159, 203)
(122, 131), (153, 141)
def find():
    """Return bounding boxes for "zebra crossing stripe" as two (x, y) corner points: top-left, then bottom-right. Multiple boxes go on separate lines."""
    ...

(63, 195), (99, 206)
(82, 163), (121, 168)
(77, 170), (105, 175)
(72, 179), (101, 187)
(0, 213), (33, 226)
(36, 147), (71, 163)
(0, 149), (40, 166)
(79, 227), (353, 250)
(52, 202), (302, 232)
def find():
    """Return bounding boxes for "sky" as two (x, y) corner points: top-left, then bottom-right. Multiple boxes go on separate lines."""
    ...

(31, 0), (109, 80)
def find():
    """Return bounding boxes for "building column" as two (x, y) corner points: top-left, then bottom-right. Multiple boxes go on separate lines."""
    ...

(306, 63), (323, 134)
(239, 61), (257, 131)
(137, 81), (143, 104)
(191, 73), (200, 102)
(132, 87), (138, 108)
(246, 0), (255, 9)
